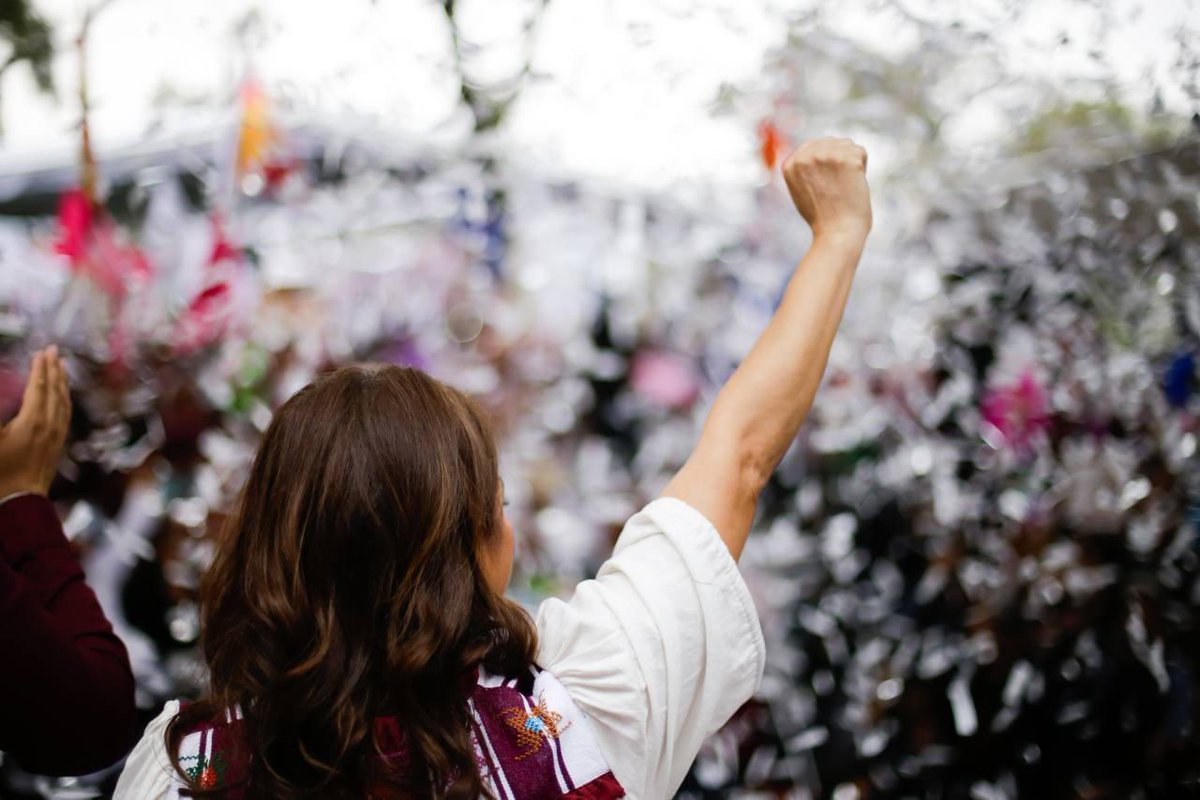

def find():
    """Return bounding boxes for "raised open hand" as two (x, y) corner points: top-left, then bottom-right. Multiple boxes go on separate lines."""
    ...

(0, 346), (71, 498)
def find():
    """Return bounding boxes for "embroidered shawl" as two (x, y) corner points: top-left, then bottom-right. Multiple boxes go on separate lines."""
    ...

(171, 666), (625, 799)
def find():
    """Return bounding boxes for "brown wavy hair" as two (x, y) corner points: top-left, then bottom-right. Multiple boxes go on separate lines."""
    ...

(167, 364), (537, 798)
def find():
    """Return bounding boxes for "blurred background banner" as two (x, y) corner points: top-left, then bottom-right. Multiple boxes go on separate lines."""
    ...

(0, 0), (1198, 797)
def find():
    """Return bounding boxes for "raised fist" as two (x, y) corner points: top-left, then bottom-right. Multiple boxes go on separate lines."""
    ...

(782, 137), (872, 244)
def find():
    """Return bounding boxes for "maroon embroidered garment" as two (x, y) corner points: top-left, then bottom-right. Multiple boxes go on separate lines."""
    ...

(168, 666), (625, 799)
(0, 493), (137, 775)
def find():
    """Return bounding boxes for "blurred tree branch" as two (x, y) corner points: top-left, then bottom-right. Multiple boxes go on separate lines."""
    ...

(440, 0), (549, 135)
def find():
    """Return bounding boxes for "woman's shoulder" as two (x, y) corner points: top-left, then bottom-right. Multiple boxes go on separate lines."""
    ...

(535, 496), (764, 675)
(531, 496), (766, 798)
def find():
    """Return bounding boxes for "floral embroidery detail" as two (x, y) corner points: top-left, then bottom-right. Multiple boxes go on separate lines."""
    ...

(181, 752), (228, 789)
(500, 693), (570, 760)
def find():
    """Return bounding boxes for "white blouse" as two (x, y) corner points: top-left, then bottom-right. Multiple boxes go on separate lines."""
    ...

(114, 497), (766, 799)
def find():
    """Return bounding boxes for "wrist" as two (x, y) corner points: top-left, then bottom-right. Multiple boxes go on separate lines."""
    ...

(811, 223), (869, 249)
(0, 479), (49, 503)
(810, 227), (868, 261)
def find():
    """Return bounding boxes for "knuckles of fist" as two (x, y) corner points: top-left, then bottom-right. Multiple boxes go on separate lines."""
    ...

(784, 140), (868, 173)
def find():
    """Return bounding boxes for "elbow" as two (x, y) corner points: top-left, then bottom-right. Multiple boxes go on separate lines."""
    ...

(18, 662), (139, 776)
(716, 437), (773, 508)
(81, 666), (140, 772)
(727, 426), (783, 499)
(73, 647), (140, 773)
(704, 399), (788, 498)
(739, 452), (774, 501)
(32, 715), (137, 777)
(11, 721), (136, 777)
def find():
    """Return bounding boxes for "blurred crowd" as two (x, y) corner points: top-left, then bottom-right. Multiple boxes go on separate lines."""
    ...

(0, 128), (1197, 796)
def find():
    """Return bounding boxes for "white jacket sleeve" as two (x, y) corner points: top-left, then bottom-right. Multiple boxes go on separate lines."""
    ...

(535, 497), (766, 799)
(112, 700), (180, 800)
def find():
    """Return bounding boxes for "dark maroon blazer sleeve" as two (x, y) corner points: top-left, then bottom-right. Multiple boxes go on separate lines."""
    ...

(0, 494), (137, 775)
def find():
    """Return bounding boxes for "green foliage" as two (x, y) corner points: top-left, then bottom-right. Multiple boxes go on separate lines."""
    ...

(0, 0), (55, 94)
(1015, 98), (1136, 155)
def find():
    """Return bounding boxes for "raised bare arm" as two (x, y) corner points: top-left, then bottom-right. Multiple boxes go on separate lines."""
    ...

(662, 137), (872, 559)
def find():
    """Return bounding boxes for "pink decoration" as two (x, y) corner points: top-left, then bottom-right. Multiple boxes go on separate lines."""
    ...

(981, 369), (1050, 450)
(173, 216), (245, 354)
(207, 215), (241, 265)
(54, 188), (153, 297)
(54, 188), (92, 261)
(630, 350), (701, 409)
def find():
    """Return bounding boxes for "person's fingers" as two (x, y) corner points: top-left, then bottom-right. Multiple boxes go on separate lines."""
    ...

(16, 350), (46, 425)
(45, 349), (68, 440)
(42, 345), (60, 428)
(55, 355), (71, 434)
(44, 351), (69, 487)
